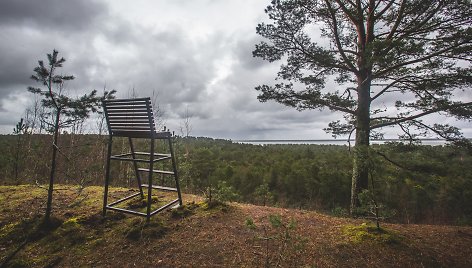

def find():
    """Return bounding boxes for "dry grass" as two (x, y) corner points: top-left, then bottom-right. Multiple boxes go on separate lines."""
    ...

(1, 185), (471, 267)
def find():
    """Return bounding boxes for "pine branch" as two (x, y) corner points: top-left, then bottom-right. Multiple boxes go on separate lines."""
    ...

(375, 41), (469, 78)
(325, 0), (359, 74)
(370, 101), (472, 130)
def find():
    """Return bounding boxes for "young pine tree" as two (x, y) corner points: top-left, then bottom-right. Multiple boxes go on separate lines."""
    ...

(28, 49), (113, 224)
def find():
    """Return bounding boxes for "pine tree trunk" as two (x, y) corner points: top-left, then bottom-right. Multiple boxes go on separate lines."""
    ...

(350, 73), (371, 215)
(45, 111), (60, 224)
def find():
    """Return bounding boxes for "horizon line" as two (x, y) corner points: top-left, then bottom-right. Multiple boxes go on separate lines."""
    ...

(233, 138), (471, 142)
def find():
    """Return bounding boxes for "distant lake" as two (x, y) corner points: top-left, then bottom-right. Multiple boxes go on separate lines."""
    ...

(234, 139), (451, 146)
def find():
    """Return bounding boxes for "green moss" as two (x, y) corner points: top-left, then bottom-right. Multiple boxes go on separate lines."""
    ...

(171, 202), (199, 219)
(123, 217), (168, 241)
(126, 195), (159, 209)
(201, 200), (229, 212)
(245, 217), (257, 230)
(63, 217), (81, 227)
(0, 186), (45, 218)
(342, 222), (402, 244)
(0, 222), (18, 239)
(39, 216), (87, 250)
(60, 228), (87, 245)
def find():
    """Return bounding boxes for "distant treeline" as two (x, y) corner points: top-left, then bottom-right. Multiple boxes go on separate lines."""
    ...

(1, 134), (471, 225)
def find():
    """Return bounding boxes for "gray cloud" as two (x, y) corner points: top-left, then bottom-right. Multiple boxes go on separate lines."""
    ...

(0, 0), (106, 31)
(0, 0), (108, 101)
(0, 0), (469, 140)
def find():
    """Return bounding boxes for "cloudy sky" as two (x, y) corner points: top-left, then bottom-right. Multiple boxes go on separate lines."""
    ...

(0, 0), (470, 140)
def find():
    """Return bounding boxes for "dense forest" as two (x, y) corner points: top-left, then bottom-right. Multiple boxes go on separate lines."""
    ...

(1, 134), (471, 225)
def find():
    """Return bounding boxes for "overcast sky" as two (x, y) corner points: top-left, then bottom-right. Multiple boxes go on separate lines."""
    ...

(0, 0), (470, 140)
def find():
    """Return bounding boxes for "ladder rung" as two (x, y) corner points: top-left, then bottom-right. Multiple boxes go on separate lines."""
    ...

(111, 152), (133, 158)
(107, 192), (141, 206)
(138, 168), (174, 175)
(141, 184), (177, 192)
(105, 206), (147, 216)
(150, 199), (180, 216)
(110, 155), (171, 162)
(110, 156), (149, 163)
(134, 152), (171, 157)
(153, 156), (172, 162)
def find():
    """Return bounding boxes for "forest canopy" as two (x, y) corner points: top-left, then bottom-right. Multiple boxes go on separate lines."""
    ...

(2, 134), (471, 225)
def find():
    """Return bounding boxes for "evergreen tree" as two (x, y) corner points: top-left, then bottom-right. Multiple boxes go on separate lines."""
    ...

(12, 118), (27, 180)
(28, 49), (114, 224)
(253, 0), (472, 213)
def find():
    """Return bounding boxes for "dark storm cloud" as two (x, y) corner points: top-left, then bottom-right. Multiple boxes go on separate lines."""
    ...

(0, 0), (108, 102)
(0, 0), (107, 31)
(0, 30), (52, 99)
(0, 47), (31, 88)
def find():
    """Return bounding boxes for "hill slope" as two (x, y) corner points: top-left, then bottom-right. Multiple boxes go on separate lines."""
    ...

(1, 185), (471, 267)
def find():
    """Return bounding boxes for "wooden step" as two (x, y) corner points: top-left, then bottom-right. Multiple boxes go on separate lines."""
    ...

(141, 184), (177, 192)
(137, 168), (174, 175)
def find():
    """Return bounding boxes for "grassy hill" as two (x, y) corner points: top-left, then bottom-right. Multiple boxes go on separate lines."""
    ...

(1, 185), (471, 267)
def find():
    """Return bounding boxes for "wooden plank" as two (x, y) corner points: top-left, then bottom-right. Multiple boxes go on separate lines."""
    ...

(112, 132), (153, 138)
(107, 111), (149, 116)
(106, 103), (148, 107)
(108, 120), (151, 125)
(105, 105), (148, 109)
(109, 126), (152, 130)
(111, 127), (153, 131)
(107, 110), (151, 117)
(109, 123), (152, 127)
(108, 116), (151, 119)
(105, 102), (148, 106)
(106, 111), (150, 115)
(105, 104), (148, 109)
(111, 123), (154, 127)
(108, 117), (150, 121)
(109, 120), (151, 124)
(104, 97), (150, 103)
(105, 104), (148, 108)
(104, 102), (149, 107)
(110, 131), (173, 139)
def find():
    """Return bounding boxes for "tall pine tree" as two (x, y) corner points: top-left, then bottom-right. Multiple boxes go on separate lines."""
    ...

(253, 0), (472, 213)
